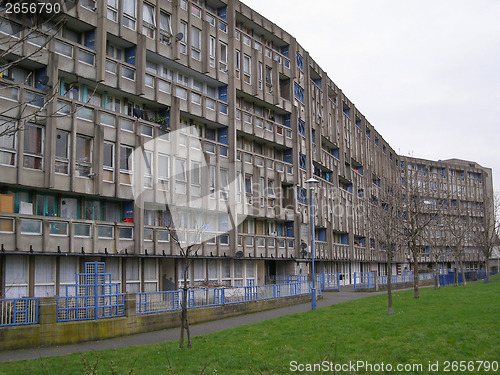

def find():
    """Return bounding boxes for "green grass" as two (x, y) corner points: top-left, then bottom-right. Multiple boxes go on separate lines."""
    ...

(1, 277), (499, 374)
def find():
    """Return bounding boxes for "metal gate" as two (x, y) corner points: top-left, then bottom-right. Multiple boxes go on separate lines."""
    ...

(57, 262), (124, 322)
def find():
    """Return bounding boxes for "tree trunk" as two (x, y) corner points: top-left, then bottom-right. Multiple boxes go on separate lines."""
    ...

(434, 261), (440, 289)
(413, 250), (419, 299)
(179, 287), (186, 348)
(387, 260), (393, 315)
(454, 260), (459, 286)
(179, 257), (192, 348)
(459, 257), (467, 286)
(485, 261), (490, 283)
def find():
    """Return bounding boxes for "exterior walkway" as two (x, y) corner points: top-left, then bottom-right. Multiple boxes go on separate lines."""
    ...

(0, 286), (383, 363)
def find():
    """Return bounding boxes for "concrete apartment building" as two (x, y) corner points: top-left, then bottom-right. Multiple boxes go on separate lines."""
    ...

(400, 156), (494, 271)
(0, 0), (493, 299)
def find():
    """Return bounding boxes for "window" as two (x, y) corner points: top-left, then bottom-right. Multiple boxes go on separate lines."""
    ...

(107, 0), (118, 22)
(103, 142), (114, 182)
(191, 26), (201, 60)
(55, 130), (69, 174)
(120, 145), (133, 185)
(191, 161), (201, 196)
(0, 119), (16, 166)
(84, 200), (101, 220)
(141, 124), (153, 137)
(219, 41), (228, 71)
(123, 0), (137, 30)
(209, 165), (216, 198)
(219, 168), (229, 200)
(159, 11), (172, 44)
(268, 180), (276, 198)
(179, 21), (187, 54)
(209, 36), (216, 68)
(120, 227), (133, 240)
(158, 154), (169, 190)
(75, 136), (92, 177)
(245, 175), (252, 195)
(175, 158), (187, 194)
(243, 55), (251, 84)
(235, 50), (240, 78)
(106, 43), (123, 61)
(191, 4), (201, 17)
(23, 124), (43, 170)
(145, 74), (154, 88)
(294, 82), (304, 103)
(265, 65), (272, 86)
(143, 151), (153, 188)
(142, 3), (156, 38)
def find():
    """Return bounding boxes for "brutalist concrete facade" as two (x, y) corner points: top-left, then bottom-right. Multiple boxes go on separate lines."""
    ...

(0, 0), (493, 298)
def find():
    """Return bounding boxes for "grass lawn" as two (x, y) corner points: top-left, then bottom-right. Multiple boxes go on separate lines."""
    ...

(1, 277), (499, 374)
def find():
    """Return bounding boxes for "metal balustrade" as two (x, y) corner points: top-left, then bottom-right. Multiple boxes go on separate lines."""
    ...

(0, 298), (38, 327)
(136, 281), (315, 314)
(57, 262), (124, 322)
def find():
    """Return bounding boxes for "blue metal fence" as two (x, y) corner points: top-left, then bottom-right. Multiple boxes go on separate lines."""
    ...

(0, 298), (38, 327)
(57, 262), (125, 322)
(354, 272), (375, 291)
(136, 281), (317, 314)
(316, 273), (341, 291)
(266, 275), (308, 284)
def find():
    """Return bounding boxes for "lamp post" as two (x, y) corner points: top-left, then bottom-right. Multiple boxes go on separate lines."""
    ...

(306, 177), (319, 310)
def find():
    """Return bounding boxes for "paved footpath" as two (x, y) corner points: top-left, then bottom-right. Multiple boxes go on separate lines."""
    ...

(0, 286), (385, 363)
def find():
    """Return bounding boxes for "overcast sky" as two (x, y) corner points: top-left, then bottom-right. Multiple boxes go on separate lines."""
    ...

(243, 0), (500, 193)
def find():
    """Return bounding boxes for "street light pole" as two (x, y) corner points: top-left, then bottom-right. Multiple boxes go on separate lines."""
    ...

(306, 178), (319, 310)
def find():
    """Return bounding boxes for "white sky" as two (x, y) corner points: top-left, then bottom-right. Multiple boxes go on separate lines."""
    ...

(242, 0), (500, 193)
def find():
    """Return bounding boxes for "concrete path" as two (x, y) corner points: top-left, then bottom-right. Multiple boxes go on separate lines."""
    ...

(0, 286), (385, 363)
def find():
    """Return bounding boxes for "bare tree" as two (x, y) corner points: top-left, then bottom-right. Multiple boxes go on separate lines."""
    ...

(368, 182), (403, 315)
(473, 192), (500, 283)
(164, 207), (205, 349)
(400, 181), (436, 298)
(441, 198), (474, 286)
(428, 211), (447, 289)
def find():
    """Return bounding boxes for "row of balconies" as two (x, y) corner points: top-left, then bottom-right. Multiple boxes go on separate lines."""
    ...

(0, 213), (399, 263)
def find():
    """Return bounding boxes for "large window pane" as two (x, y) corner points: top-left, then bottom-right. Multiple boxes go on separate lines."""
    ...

(75, 136), (92, 177)
(23, 124), (43, 169)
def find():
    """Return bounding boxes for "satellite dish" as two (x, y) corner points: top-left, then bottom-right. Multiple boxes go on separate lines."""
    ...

(235, 250), (244, 258)
(175, 32), (184, 41)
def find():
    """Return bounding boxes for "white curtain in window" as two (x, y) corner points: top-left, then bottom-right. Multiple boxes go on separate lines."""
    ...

(34, 256), (55, 284)
(126, 258), (140, 280)
(160, 12), (171, 33)
(143, 258), (157, 280)
(191, 27), (201, 49)
(143, 3), (155, 25)
(221, 260), (230, 279)
(193, 259), (205, 280)
(5, 256), (28, 298)
(59, 256), (78, 284)
(246, 261), (255, 278)
(123, 0), (136, 17)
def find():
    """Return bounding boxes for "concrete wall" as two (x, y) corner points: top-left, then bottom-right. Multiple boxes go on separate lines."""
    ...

(0, 293), (312, 351)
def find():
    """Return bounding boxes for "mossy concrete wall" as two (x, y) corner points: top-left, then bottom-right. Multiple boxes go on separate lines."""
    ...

(0, 293), (312, 351)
